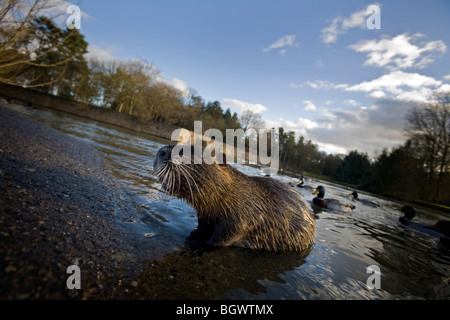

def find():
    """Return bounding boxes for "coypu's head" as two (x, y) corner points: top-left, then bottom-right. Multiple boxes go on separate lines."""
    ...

(153, 145), (231, 206)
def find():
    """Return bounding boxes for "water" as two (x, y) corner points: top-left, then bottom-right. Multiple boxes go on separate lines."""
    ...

(6, 103), (450, 299)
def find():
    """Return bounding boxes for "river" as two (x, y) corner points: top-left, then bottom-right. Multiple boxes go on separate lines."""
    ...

(6, 103), (450, 299)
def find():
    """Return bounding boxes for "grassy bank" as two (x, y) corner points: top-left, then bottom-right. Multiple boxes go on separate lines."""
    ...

(0, 84), (178, 142)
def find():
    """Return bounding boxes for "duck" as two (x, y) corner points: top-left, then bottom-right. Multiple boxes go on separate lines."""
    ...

(399, 206), (450, 249)
(427, 220), (450, 237)
(351, 191), (380, 207)
(312, 186), (355, 212)
(398, 205), (416, 226)
(427, 220), (450, 249)
(295, 176), (315, 191)
(296, 176), (305, 187)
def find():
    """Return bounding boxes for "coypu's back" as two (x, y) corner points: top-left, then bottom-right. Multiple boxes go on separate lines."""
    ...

(153, 145), (315, 252)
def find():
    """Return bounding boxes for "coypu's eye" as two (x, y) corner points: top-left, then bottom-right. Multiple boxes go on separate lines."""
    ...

(160, 150), (166, 158)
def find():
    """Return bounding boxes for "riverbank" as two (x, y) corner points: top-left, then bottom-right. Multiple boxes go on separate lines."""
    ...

(0, 102), (170, 299)
(0, 84), (177, 142)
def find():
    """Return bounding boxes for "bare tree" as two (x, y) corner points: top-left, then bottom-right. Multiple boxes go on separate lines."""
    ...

(0, 0), (76, 87)
(406, 92), (450, 202)
(239, 110), (264, 131)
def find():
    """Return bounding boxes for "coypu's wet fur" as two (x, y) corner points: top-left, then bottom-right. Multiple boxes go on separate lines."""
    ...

(153, 145), (315, 252)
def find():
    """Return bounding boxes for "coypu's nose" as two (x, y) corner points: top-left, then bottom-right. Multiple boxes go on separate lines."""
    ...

(158, 148), (171, 161)
(153, 145), (173, 171)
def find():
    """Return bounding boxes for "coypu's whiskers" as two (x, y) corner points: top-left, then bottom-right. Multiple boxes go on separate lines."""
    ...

(155, 163), (173, 195)
(176, 165), (182, 194)
(169, 167), (177, 195)
(156, 161), (192, 201)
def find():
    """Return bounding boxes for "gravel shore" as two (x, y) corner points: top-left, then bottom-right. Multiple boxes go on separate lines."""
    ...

(0, 102), (159, 299)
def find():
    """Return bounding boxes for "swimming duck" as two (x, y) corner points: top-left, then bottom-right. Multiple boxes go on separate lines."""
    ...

(295, 176), (315, 191)
(399, 206), (450, 249)
(312, 186), (355, 212)
(427, 220), (450, 249)
(297, 176), (305, 187)
(398, 205), (416, 226)
(427, 220), (450, 237)
(351, 191), (380, 207)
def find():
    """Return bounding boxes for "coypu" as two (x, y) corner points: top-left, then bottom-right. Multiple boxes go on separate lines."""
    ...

(153, 145), (315, 252)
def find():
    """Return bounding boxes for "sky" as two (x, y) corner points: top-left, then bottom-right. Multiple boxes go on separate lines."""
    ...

(62, 0), (450, 157)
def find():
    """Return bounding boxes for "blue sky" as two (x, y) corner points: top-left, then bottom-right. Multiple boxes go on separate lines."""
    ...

(70, 0), (450, 156)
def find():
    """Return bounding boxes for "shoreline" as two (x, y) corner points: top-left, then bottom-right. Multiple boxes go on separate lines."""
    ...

(0, 84), (177, 142)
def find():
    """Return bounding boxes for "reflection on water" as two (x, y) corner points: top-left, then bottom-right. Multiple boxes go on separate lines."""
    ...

(7, 103), (450, 299)
(118, 242), (311, 300)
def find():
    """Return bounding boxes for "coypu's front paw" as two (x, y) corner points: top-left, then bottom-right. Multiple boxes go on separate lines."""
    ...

(206, 238), (220, 247)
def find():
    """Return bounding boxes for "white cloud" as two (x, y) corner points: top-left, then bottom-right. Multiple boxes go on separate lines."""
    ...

(316, 142), (347, 156)
(296, 117), (318, 130)
(321, 5), (377, 44)
(85, 44), (117, 62)
(306, 81), (319, 89)
(165, 78), (190, 97)
(263, 102), (409, 157)
(30, 0), (93, 26)
(290, 80), (343, 90)
(438, 84), (450, 93)
(369, 90), (386, 99)
(345, 70), (443, 102)
(264, 117), (318, 137)
(47, 0), (92, 19)
(349, 33), (446, 70)
(342, 8), (369, 30)
(281, 32), (448, 156)
(263, 35), (298, 54)
(263, 119), (282, 130)
(301, 71), (450, 155)
(281, 72), (450, 156)
(303, 100), (317, 111)
(321, 17), (342, 44)
(262, 97), (416, 157)
(306, 99), (416, 157)
(303, 80), (349, 90)
(344, 99), (359, 106)
(222, 98), (268, 114)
